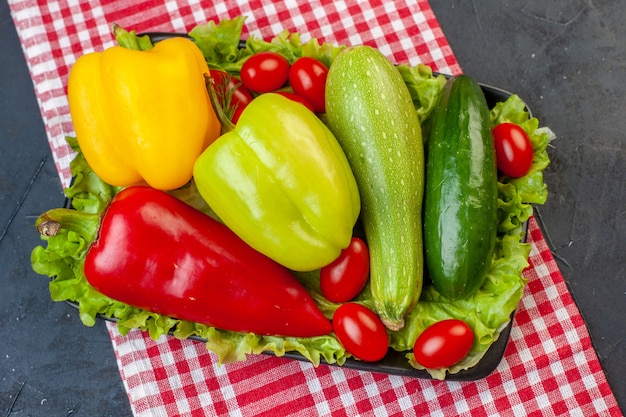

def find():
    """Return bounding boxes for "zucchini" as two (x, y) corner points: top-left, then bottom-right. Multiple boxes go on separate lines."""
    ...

(325, 46), (424, 330)
(424, 75), (498, 300)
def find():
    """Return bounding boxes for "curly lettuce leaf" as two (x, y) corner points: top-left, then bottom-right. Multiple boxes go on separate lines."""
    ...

(31, 229), (123, 328)
(188, 16), (251, 73)
(246, 30), (346, 68)
(397, 64), (448, 124)
(63, 137), (122, 214)
(491, 95), (555, 205)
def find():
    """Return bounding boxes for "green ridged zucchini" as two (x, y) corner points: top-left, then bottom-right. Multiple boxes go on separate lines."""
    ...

(424, 75), (498, 300)
(325, 46), (424, 330)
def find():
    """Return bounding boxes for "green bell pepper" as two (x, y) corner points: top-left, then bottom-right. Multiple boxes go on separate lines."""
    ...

(193, 93), (360, 271)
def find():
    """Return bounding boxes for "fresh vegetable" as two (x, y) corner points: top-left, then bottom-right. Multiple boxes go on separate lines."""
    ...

(210, 69), (254, 123)
(424, 74), (498, 300)
(240, 51), (290, 92)
(289, 56), (328, 113)
(490, 95), (552, 206)
(274, 91), (315, 112)
(325, 45), (424, 331)
(194, 93), (360, 271)
(332, 303), (388, 362)
(413, 319), (474, 369)
(320, 237), (370, 303)
(67, 35), (221, 190)
(32, 19), (554, 379)
(35, 186), (332, 338)
(492, 122), (534, 177)
(188, 16), (251, 74)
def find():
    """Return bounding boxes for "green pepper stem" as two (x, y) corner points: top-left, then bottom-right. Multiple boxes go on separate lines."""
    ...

(204, 73), (236, 134)
(36, 208), (100, 243)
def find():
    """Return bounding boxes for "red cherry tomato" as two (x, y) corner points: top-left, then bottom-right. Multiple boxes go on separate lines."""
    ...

(320, 237), (369, 303)
(289, 57), (328, 113)
(491, 122), (534, 177)
(413, 319), (474, 369)
(333, 303), (388, 362)
(240, 52), (290, 93)
(210, 69), (254, 123)
(274, 92), (315, 113)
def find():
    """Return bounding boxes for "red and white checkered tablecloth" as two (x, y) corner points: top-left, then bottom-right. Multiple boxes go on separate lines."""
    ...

(8, 1), (622, 416)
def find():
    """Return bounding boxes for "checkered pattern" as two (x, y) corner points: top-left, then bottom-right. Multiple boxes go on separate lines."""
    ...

(8, 0), (459, 189)
(106, 218), (622, 417)
(8, 1), (622, 416)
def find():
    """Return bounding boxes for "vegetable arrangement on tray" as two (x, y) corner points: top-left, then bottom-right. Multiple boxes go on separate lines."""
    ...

(31, 16), (554, 380)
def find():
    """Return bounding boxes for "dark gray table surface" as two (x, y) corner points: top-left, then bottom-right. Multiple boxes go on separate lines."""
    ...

(1, 1), (624, 415)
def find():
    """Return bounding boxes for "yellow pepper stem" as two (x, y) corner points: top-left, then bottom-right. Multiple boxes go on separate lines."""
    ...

(111, 23), (154, 51)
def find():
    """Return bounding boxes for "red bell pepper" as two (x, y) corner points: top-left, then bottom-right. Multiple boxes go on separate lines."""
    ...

(36, 186), (332, 338)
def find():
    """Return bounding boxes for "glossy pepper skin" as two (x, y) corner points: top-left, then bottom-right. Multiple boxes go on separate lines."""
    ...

(67, 37), (221, 190)
(193, 93), (360, 272)
(82, 186), (332, 337)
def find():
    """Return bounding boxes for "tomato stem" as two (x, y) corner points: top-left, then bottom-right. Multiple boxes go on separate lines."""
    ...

(204, 74), (236, 134)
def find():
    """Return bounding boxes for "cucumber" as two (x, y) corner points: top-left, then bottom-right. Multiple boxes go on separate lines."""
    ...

(325, 46), (424, 331)
(424, 75), (498, 300)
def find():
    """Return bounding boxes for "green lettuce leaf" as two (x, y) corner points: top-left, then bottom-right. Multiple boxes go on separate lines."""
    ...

(191, 18), (346, 77)
(188, 16), (251, 73)
(246, 30), (346, 68)
(63, 137), (122, 214)
(490, 95), (556, 205)
(31, 18), (555, 379)
(396, 64), (448, 124)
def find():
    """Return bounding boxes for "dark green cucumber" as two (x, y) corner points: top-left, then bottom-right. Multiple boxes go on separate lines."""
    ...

(325, 46), (424, 330)
(424, 75), (498, 300)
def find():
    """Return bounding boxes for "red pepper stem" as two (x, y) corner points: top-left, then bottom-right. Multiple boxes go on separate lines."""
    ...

(35, 208), (100, 243)
(204, 73), (236, 134)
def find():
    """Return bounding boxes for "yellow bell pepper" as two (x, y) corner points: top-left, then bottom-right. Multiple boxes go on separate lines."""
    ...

(67, 37), (221, 190)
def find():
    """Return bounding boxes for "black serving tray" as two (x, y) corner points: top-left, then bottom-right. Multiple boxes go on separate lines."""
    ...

(66, 32), (531, 381)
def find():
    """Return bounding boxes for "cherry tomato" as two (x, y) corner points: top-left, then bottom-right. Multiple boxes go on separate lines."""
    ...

(320, 237), (369, 303)
(333, 303), (388, 362)
(274, 91), (315, 113)
(240, 52), (290, 93)
(289, 57), (328, 113)
(210, 70), (254, 123)
(491, 122), (534, 177)
(413, 319), (474, 369)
